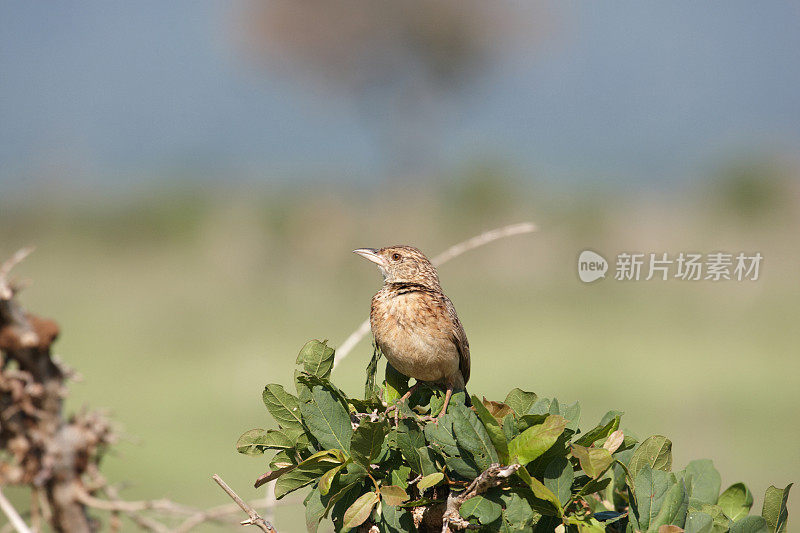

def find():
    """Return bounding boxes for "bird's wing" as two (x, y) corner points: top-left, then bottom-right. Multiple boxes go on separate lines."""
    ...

(443, 295), (470, 386)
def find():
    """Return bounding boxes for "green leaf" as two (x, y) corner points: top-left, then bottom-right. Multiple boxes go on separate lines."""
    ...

(504, 388), (538, 416)
(577, 476), (611, 499)
(599, 409), (624, 425)
(323, 477), (360, 519)
(348, 397), (383, 414)
(395, 419), (436, 476)
(329, 482), (362, 529)
(730, 516), (769, 533)
(507, 415), (567, 466)
(379, 501), (414, 533)
(384, 362), (409, 403)
(460, 494), (503, 524)
(651, 478), (689, 530)
(319, 463), (345, 496)
(515, 414), (549, 433)
(630, 465), (680, 532)
(262, 384), (304, 430)
(274, 453), (340, 499)
(543, 457), (574, 506)
(365, 345), (381, 397)
(575, 414), (621, 447)
(380, 485), (408, 506)
(472, 394), (509, 464)
(305, 486), (326, 533)
(342, 491), (380, 529)
(688, 503), (733, 532)
(516, 465), (561, 515)
(424, 414), (480, 479)
(418, 472), (445, 491)
(500, 490), (536, 530)
(685, 511), (715, 533)
(571, 444), (613, 479)
(390, 464), (412, 489)
(269, 449), (295, 469)
(530, 397), (551, 415)
(503, 412), (519, 443)
(351, 420), (388, 468)
(762, 483), (791, 533)
(236, 428), (295, 455)
(296, 339), (335, 379)
(450, 402), (499, 470)
(395, 419), (424, 459)
(297, 372), (350, 408)
(297, 381), (352, 453)
(629, 435), (672, 480)
(718, 483), (753, 522)
(558, 400), (581, 432)
(684, 459), (722, 506)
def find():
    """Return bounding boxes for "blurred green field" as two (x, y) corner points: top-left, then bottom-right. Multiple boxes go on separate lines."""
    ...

(1, 180), (799, 531)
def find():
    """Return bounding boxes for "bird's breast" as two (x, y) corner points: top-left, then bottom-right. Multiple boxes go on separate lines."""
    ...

(370, 290), (459, 383)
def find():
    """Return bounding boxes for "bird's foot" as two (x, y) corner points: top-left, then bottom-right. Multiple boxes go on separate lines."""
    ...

(418, 414), (439, 425)
(385, 400), (405, 426)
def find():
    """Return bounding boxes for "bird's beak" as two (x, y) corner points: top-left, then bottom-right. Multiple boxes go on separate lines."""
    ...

(353, 248), (386, 267)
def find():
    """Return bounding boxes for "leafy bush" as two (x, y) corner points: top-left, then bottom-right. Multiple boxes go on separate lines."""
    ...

(237, 340), (791, 532)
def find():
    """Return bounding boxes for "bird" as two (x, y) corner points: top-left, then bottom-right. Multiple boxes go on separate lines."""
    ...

(353, 245), (470, 419)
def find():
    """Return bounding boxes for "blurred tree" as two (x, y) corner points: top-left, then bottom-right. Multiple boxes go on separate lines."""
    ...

(713, 157), (791, 220)
(236, 0), (544, 175)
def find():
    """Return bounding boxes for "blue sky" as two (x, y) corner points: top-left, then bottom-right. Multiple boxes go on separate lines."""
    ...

(2, 2), (799, 189)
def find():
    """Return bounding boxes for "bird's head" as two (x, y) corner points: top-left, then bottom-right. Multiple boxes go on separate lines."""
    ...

(353, 245), (441, 289)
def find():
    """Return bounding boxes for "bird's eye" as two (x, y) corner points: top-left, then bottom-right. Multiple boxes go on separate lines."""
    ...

(391, 253), (401, 261)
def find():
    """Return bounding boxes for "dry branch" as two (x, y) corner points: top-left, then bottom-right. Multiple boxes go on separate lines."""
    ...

(440, 464), (521, 532)
(0, 249), (282, 532)
(0, 488), (33, 533)
(212, 475), (276, 532)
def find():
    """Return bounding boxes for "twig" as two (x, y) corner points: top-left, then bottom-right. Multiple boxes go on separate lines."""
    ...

(430, 222), (537, 266)
(99, 484), (174, 533)
(29, 491), (40, 533)
(0, 488), (33, 533)
(89, 473), (282, 532)
(0, 247), (34, 300)
(76, 488), (196, 515)
(212, 475), (276, 532)
(441, 463), (520, 532)
(173, 497), (274, 533)
(262, 479), (277, 526)
(333, 222), (538, 366)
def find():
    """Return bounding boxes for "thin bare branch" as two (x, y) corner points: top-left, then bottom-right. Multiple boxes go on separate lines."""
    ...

(29, 491), (40, 533)
(99, 485), (172, 533)
(261, 480), (277, 526)
(0, 488), (33, 533)
(212, 475), (276, 532)
(173, 497), (276, 533)
(0, 247), (34, 300)
(333, 222), (538, 366)
(430, 222), (537, 266)
(441, 463), (520, 532)
(76, 488), (196, 515)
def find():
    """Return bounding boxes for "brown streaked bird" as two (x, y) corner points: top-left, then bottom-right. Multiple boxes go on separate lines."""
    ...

(353, 245), (470, 419)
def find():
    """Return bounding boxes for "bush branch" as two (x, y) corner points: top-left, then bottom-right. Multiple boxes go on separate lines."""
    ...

(212, 475), (276, 532)
(0, 488), (33, 533)
(441, 463), (521, 532)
